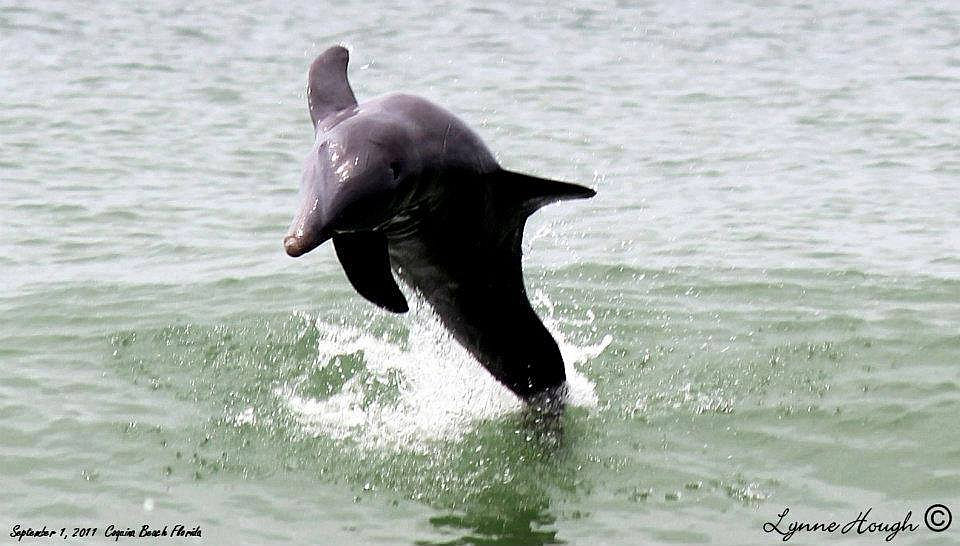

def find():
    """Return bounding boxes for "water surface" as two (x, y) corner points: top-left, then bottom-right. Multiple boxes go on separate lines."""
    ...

(2, 1), (959, 544)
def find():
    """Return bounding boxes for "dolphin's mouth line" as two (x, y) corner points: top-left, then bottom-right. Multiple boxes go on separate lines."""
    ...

(371, 199), (430, 239)
(378, 212), (422, 239)
(284, 207), (422, 257)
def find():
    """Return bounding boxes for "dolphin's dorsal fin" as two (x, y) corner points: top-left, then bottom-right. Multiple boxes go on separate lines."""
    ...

(492, 170), (596, 215)
(308, 45), (358, 128)
(333, 232), (409, 313)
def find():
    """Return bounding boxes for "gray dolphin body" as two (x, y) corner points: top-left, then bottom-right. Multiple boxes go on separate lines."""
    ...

(284, 46), (595, 403)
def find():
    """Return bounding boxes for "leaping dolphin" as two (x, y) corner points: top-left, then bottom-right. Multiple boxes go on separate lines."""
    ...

(283, 46), (595, 403)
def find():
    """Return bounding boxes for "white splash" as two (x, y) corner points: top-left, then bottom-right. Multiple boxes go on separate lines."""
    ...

(274, 293), (609, 451)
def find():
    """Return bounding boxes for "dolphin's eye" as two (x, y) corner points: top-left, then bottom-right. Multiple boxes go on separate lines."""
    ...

(389, 161), (401, 180)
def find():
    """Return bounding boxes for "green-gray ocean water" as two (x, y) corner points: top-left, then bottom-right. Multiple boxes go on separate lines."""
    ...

(2, 1), (959, 544)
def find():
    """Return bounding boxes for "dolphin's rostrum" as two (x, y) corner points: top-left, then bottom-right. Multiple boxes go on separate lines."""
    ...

(284, 46), (595, 403)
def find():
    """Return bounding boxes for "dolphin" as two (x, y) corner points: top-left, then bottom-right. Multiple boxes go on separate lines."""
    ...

(283, 46), (595, 404)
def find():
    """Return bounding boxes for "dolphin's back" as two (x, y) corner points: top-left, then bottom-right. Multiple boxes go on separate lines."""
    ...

(355, 93), (501, 177)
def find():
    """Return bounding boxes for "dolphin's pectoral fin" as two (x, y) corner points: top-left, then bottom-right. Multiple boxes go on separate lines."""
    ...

(308, 45), (358, 128)
(491, 169), (596, 215)
(333, 232), (409, 313)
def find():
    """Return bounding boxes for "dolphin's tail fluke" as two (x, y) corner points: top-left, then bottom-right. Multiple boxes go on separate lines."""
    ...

(491, 169), (596, 215)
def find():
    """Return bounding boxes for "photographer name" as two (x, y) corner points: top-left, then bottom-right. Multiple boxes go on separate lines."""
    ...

(10, 524), (202, 542)
(765, 504), (953, 542)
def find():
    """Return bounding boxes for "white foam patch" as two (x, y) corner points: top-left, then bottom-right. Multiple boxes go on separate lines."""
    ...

(532, 288), (611, 408)
(272, 293), (609, 451)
